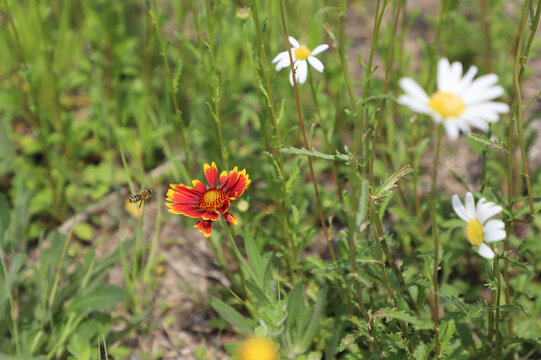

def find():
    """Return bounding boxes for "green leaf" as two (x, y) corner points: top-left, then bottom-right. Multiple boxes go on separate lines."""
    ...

(68, 334), (91, 360)
(372, 165), (413, 199)
(41, 231), (65, 269)
(440, 319), (455, 356)
(0, 195), (10, 237)
(74, 222), (94, 242)
(210, 297), (253, 334)
(286, 159), (302, 194)
(245, 280), (271, 306)
(172, 60), (183, 94)
(299, 286), (327, 352)
(285, 282), (305, 337)
(374, 308), (433, 330)
(280, 147), (350, 162)
(68, 285), (126, 314)
(243, 231), (264, 285)
(466, 133), (506, 152)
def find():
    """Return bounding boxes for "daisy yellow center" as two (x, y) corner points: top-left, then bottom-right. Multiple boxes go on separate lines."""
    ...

(199, 189), (228, 212)
(294, 45), (311, 60)
(428, 91), (465, 118)
(238, 338), (277, 360)
(466, 219), (484, 246)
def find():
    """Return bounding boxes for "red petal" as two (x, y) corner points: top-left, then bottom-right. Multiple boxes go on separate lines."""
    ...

(202, 212), (219, 220)
(219, 170), (228, 187)
(227, 169), (251, 199)
(192, 180), (208, 193)
(204, 162), (219, 188)
(217, 199), (231, 214)
(220, 167), (240, 193)
(223, 212), (238, 225)
(170, 184), (203, 199)
(166, 189), (199, 205)
(166, 203), (205, 218)
(193, 220), (213, 237)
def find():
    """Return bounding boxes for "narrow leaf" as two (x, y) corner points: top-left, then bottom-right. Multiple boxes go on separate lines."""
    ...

(210, 297), (253, 334)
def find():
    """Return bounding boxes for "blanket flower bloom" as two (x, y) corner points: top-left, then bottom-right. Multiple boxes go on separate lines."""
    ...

(272, 36), (328, 86)
(398, 58), (509, 140)
(452, 192), (506, 259)
(237, 337), (278, 360)
(166, 162), (250, 238)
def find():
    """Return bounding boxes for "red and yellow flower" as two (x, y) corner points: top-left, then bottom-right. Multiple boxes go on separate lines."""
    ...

(166, 162), (251, 237)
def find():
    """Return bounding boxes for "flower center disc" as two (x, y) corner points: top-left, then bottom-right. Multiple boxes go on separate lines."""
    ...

(429, 91), (465, 118)
(466, 219), (484, 246)
(199, 189), (228, 212)
(294, 45), (311, 60)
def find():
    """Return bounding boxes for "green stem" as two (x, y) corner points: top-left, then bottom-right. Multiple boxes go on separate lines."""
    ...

(362, 0), (388, 151)
(494, 255), (501, 360)
(143, 191), (163, 284)
(409, 117), (426, 243)
(208, 233), (238, 292)
(308, 69), (341, 201)
(430, 124), (444, 359)
(480, 0), (492, 192)
(369, 201), (414, 354)
(513, 0), (540, 218)
(221, 222), (247, 298)
(1, 248), (20, 354)
(504, 0), (541, 340)
(338, 0), (363, 161)
(278, 0), (354, 316)
(337, 0), (373, 321)
(48, 215), (77, 310)
(204, 0), (228, 169)
(368, 0), (401, 184)
(150, 0), (192, 177)
(251, 0), (300, 280)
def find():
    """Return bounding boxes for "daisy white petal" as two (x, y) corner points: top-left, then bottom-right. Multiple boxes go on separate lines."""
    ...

(466, 86), (505, 104)
(441, 61), (463, 92)
(297, 60), (308, 84)
(462, 74), (499, 98)
(397, 95), (432, 114)
(437, 58), (452, 91)
(275, 57), (291, 71)
(483, 219), (505, 232)
(444, 121), (460, 140)
(289, 69), (294, 86)
(311, 44), (329, 55)
(484, 230), (506, 243)
(452, 194), (471, 222)
(465, 118), (489, 131)
(478, 205), (502, 225)
(307, 56), (324, 72)
(454, 119), (472, 134)
(478, 243), (495, 259)
(456, 65), (478, 92)
(464, 192), (476, 219)
(399, 78), (429, 102)
(288, 36), (300, 48)
(272, 51), (289, 64)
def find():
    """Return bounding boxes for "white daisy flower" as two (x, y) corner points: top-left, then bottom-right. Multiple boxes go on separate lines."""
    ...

(452, 192), (506, 259)
(272, 36), (328, 86)
(398, 58), (510, 140)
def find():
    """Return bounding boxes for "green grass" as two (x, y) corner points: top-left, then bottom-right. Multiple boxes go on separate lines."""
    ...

(1, 0), (541, 358)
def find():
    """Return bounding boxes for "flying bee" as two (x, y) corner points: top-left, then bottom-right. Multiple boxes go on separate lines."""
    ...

(129, 189), (153, 208)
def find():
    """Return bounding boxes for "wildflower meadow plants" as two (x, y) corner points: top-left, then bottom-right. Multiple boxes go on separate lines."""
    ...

(1, 0), (541, 359)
